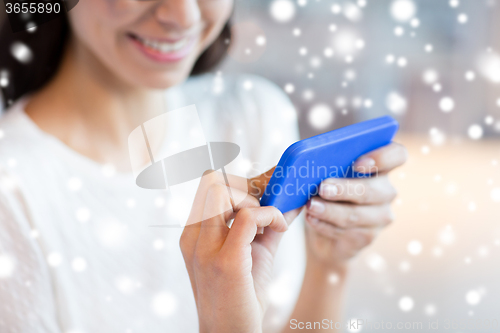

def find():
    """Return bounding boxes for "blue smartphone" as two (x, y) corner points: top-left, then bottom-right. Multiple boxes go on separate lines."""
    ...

(260, 116), (399, 213)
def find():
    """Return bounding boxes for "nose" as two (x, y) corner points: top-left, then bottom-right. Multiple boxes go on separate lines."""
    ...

(154, 0), (202, 31)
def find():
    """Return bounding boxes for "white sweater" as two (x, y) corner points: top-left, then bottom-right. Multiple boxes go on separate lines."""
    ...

(0, 74), (306, 333)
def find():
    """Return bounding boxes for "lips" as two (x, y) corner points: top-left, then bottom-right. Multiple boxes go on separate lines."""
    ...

(128, 32), (196, 63)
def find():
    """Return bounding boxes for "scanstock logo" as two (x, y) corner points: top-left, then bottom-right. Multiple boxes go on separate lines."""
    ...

(128, 105), (248, 226)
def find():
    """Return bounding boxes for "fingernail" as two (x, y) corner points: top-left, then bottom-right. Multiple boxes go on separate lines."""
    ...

(257, 227), (265, 234)
(388, 210), (396, 222)
(349, 214), (359, 222)
(307, 215), (319, 225)
(307, 198), (325, 214)
(320, 183), (339, 198)
(354, 157), (376, 172)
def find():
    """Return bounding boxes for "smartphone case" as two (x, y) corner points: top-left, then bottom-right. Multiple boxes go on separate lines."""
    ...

(260, 115), (399, 213)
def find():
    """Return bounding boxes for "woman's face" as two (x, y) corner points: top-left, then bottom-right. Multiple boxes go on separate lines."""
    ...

(68, 0), (233, 89)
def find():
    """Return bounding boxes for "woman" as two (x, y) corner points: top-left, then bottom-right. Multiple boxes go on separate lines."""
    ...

(0, 0), (407, 332)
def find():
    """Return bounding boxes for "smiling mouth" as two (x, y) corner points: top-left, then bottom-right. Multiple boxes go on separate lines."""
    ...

(128, 33), (191, 54)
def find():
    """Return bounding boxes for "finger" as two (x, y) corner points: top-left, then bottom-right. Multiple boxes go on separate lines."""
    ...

(183, 170), (227, 262)
(306, 199), (395, 228)
(254, 206), (303, 252)
(252, 227), (284, 257)
(180, 221), (201, 275)
(318, 175), (397, 205)
(221, 206), (288, 257)
(305, 216), (379, 250)
(182, 171), (257, 268)
(196, 185), (261, 253)
(248, 166), (277, 233)
(187, 170), (250, 226)
(180, 222), (201, 302)
(248, 166), (276, 199)
(353, 142), (408, 175)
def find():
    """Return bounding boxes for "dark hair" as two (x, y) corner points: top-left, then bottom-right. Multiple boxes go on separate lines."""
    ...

(0, 13), (231, 109)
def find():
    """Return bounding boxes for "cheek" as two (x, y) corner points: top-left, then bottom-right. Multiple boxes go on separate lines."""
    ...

(199, 0), (233, 48)
(69, 0), (147, 46)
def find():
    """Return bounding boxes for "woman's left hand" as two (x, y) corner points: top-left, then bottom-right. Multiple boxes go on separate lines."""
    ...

(304, 142), (408, 268)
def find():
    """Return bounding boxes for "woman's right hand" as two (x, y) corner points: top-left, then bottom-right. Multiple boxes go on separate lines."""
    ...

(180, 170), (298, 333)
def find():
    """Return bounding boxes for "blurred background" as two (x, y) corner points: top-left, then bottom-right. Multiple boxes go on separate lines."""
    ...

(225, 0), (500, 138)
(222, 0), (500, 331)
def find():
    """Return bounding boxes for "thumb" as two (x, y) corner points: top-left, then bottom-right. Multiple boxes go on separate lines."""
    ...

(248, 166), (276, 199)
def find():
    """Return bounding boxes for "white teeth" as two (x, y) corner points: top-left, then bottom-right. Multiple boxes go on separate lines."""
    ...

(136, 36), (188, 53)
(160, 44), (170, 53)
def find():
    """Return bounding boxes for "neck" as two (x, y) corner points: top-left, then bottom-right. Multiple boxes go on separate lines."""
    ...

(26, 37), (171, 171)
